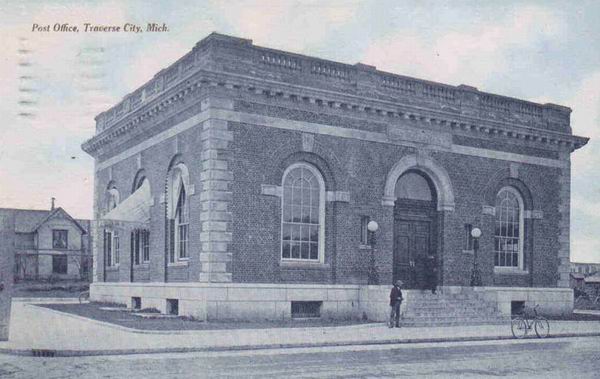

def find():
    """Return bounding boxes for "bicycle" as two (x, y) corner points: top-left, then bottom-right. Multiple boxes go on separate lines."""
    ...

(78, 290), (90, 304)
(511, 304), (549, 339)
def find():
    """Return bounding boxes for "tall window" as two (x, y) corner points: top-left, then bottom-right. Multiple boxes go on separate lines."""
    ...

(494, 187), (524, 269)
(176, 186), (188, 259)
(167, 164), (190, 264)
(131, 229), (150, 265)
(360, 216), (370, 246)
(142, 230), (150, 262)
(104, 230), (119, 267)
(132, 230), (140, 265)
(105, 230), (113, 267)
(281, 163), (325, 262)
(114, 232), (120, 265)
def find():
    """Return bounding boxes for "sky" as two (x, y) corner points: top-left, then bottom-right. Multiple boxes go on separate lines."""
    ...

(0, 0), (598, 263)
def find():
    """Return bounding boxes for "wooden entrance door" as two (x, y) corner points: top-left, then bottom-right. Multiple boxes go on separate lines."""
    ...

(394, 219), (431, 289)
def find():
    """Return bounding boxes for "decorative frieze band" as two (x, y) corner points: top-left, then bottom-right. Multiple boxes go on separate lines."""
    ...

(524, 210), (544, 219)
(483, 206), (544, 220)
(482, 205), (496, 216)
(82, 68), (587, 157)
(261, 185), (349, 203)
(326, 191), (350, 202)
(261, 184), (282, 197)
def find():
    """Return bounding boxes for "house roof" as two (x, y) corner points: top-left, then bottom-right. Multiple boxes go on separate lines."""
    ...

(32, 207), (87, 234)
(12, 209), (50, 233)
(3, 207), (87, 234)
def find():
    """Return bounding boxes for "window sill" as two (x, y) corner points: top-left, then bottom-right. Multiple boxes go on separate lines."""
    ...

(105, 265), (119, 271)
(494, 267), (529, 275)
(359, 244), (372, 250)
(134, 262), (150, 268)
(168, 260), (189, 267)
(462, 249), (474, 255)
(280, 260), (330, 269)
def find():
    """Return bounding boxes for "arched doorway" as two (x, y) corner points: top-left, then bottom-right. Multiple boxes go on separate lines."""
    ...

(393, 170), (438, 289)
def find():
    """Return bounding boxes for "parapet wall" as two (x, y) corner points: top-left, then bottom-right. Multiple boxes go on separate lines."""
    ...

(92, 33), (572, 136)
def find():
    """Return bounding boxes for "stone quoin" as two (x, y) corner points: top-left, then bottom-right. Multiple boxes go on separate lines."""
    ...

(81, 32), (589, 321)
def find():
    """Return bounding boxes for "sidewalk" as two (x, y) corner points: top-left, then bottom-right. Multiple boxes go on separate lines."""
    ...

(1, 300), (599, 357)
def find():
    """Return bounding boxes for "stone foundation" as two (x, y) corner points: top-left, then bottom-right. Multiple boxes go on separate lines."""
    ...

(92, 282), (363, 321)
(472, 286), (573, 317)
(91, 283), (574, 321)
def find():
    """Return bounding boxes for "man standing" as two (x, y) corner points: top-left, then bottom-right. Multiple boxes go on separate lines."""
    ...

(389, 280), (403, 328)
(425, 255), (438, 294)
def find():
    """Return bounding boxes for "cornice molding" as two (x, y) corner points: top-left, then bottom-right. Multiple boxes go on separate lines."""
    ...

(81, 69), (589, 157)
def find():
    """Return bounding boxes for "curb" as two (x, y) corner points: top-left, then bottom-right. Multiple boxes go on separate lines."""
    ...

(1, 332), (599, 357)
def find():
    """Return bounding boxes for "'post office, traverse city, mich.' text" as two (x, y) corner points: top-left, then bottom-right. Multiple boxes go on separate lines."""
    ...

(31, 23), (168, 33)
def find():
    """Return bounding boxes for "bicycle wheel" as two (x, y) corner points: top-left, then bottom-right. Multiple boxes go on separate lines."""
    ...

(534, 317), (550, 338)
(511, 317), (528, 339)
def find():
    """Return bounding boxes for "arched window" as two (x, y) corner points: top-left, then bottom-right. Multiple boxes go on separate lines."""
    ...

(395, 171), (434, 201)
(175, 185), (188, 259)
(134, 176), (147, 192)
(106, 187), (120, 212)
(167, 163), (189, 263)
(494, 187), (524, 269)
(281, 163), (325, 262)
(132, 169), (147, 194)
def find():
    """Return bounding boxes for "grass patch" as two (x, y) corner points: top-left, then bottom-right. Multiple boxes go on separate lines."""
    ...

(94, 301), (127, 308)
(36, 302), (374, 331)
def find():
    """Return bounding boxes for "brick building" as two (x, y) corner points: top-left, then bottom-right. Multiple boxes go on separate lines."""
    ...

(81, 33), (588, 320)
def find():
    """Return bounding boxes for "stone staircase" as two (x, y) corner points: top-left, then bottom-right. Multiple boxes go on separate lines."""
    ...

(400, 288), (510, 327)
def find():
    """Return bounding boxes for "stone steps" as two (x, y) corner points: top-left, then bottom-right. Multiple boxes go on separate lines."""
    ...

(398, 289), (506, 327)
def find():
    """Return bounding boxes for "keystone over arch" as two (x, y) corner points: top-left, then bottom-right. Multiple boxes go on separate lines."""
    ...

(383, 154), (455, 211)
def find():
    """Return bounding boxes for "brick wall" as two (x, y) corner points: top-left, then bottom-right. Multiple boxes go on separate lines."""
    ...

(89, 91), (571, 289)
(94, 117), (208, 283)
(226, 100), (565, 288)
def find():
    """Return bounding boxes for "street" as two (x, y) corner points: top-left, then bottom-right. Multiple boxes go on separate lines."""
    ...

(0, 336), (598, 378)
